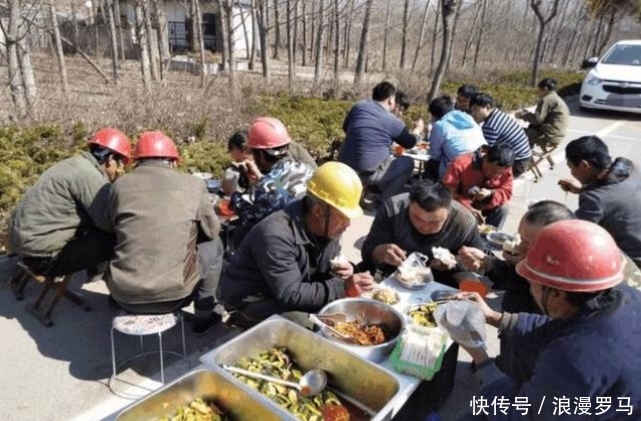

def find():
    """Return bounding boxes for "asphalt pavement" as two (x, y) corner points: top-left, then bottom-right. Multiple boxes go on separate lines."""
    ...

(0, 99), (639, 421)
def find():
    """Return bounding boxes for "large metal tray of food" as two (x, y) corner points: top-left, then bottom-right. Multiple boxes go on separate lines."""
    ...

(116, 368), (282, 421)
(200, 315), (402, 421)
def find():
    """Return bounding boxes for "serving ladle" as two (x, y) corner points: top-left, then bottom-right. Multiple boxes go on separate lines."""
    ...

(222, 365), (328, 397)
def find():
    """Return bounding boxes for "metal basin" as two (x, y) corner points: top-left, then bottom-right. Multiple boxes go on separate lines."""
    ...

(201, 315), (401, 421)
(116, 369), (281, 421)
(318, 298), (406, 362)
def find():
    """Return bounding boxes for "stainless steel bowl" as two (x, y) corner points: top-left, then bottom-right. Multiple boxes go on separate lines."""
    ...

(318, 298), (406, 362)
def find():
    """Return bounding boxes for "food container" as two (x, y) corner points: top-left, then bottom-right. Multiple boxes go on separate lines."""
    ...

(201, 315), (401, 421)
(317, 298), (406, 363)
(116, 369), (281, 421)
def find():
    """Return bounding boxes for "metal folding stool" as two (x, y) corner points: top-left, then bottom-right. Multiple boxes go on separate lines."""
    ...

(110, 311), (187, 384)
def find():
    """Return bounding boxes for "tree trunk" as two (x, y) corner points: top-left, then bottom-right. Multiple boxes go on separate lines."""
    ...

(301, 0), (314, 67)
(93, 0), (100, 57)
(400, 0), (410, 69)
(382, 0), (391, 71)
(113, 0), (126, 62)
(343, 0), (354, 68)
(286, 0), (295, 90)
(545, 0), (570, 64)
(596, 7), (617, 56)
(105, 0), (120, 84)
(530, 0), (560, 87)
(313, 0), (325, 89)
(429, 0), (440, 76)
(152, 0), (171, 65)
(238, 0), (251, 60)
(135, 0), (152, 90)
(17, 39), (37, 118)
(189, 0), (198, 52)
(353, 0), (373, 86)
(562, 5), (584, 67)
(141, 0), (160, 81)
(309, 1), (316, 64)
(194, 0), (207, 87)
(50, 2), (70, 95)
(592, 13), (605, 57)
(472, 0), (487, 72)
(216, 0), (228, 71)
(428, 0), (454, 102)
(411, 0), (430, 72)
(257, 0), (271, 81)
(332, 0), (340, 86)
(250, 0), (258, 69)
(5, 0), (26, 117)
(293, 0), (299, 64)
(272, 0), (281, 59)
(222, 0), (237, 93)
(461, 0), (481, 68)
(447, 0), (463, 70)
(71, 0), (80, 54)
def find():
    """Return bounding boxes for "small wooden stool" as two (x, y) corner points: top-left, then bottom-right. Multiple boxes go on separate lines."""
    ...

(529, 144), (559, 182)
(11, 261), (91, 327)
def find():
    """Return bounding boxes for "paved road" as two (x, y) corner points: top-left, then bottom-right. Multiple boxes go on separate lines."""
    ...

(0, 100), (638, 421)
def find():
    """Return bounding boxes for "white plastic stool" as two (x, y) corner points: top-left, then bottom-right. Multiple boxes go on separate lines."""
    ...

(110, 311), (187, 384)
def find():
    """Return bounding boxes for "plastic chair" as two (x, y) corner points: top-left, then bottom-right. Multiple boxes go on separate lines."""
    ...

(110, 311), (187, 384)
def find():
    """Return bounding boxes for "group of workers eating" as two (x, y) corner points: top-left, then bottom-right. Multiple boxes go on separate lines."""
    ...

(7, 79), (641, 419)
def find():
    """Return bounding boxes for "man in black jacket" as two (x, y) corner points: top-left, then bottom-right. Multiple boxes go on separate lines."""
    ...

(217, 162), (377, 328)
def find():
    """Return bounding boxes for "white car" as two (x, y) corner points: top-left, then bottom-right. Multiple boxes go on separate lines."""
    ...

(580, 39), (641, 114)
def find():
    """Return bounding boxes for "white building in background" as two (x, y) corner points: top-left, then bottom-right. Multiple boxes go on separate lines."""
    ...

(120, 0), (254, 58)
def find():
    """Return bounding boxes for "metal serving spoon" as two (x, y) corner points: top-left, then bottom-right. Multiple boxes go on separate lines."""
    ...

(222, 365), (328, 397)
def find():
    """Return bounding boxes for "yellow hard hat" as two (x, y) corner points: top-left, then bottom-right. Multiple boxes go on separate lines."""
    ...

(307, 161), (363, 219)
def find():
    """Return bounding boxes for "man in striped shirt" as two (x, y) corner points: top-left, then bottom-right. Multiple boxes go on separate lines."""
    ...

(471, 93), (532, 177)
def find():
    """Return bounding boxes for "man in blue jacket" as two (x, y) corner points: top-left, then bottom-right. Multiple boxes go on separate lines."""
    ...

(452, 219), (641, 420)
(339, 81), (424, 206)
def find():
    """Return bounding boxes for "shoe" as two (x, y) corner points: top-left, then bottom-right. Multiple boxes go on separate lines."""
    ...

(192, 312), (222, 336)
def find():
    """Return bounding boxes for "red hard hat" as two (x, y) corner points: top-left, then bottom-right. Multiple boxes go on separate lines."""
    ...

(516, 220), (624, 292)
(247, 117), (291, 150)
(88, 128), (132, 164)
(134, 131), (180, 161)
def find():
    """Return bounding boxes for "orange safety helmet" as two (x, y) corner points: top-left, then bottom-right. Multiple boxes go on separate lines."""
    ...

(134, 131), (180, 161)
(88, 128), (132, 164)
(516, 219), (624, 292)
(247, 117), (291, 150)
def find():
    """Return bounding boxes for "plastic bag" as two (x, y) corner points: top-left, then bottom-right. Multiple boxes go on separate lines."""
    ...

(434, 301), (486, 349)
(396, 252), (434, 285)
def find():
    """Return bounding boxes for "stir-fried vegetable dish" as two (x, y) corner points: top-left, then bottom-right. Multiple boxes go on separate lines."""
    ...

(159, 398), (227, 421)
(232, 347), (349, 421)
(408, 302), (438, 327)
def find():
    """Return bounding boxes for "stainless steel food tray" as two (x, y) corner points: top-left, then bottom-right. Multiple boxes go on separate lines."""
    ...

(116, 368), (282, 421)
(200, 315), (402, 421)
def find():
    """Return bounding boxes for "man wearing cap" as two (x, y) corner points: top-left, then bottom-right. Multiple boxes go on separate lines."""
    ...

(451, 220), (641, 420)
(229, 117), (314, 248)
(218, 162), (377, 329)
(9, 128), (132, 278)
(106, 131), (223, 335)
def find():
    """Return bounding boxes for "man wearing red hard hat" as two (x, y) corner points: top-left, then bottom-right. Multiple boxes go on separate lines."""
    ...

(105, 131), (223, 335)
(450, 219), (641, 420)
(9, 128), (131, 278)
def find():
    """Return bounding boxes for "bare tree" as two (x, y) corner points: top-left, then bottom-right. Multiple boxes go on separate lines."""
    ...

(105, 0), (119, 84)
(400, 0), (410, 69)
(429, 0), (440, 75)
(17, 38), (37, 114)
(194, 0), (206, 87)
(301, 0), (308, 66)
(286, 0), (296, 90)
(530, 0), (561, 86)
(238, 0), (251, 59)
(428, 0), (456, 102)
(134, 0), (152, 90)
(217, 0), (229, 71)
(353, 0), (374, 85)
(332, 0), (340, 86)
(152, 0), (171, 67)
(50, 1), (70, 95)
(313, 0), (325, 89)
(256, 0), (271, 81)
(3, 0), (27, 117)
(272, 0), (281, 59)
(472, 0), (487, 72)
(382, 0), (391, 71)
(141, 0), (160, 81)
(343, 0), (355, 68)
(113, 0), (126, 62)
(70, 0), (80, 54)
(412, 0), (431, 71)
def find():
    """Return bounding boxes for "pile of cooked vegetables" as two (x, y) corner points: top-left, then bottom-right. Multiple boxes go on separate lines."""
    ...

(408, 302), (438, 328)
(232, 347), (349, 421)
(371, 288), (399, 305)
(333, 321), (388, 346)
(159, 398), (227, 421)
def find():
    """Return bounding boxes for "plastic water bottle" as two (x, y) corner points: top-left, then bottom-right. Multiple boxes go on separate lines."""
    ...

(425, 411), (442, 421)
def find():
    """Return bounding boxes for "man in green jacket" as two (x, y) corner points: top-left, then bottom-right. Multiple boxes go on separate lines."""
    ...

(9, 128), (132, 277)
(516, 78), (570, 148)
